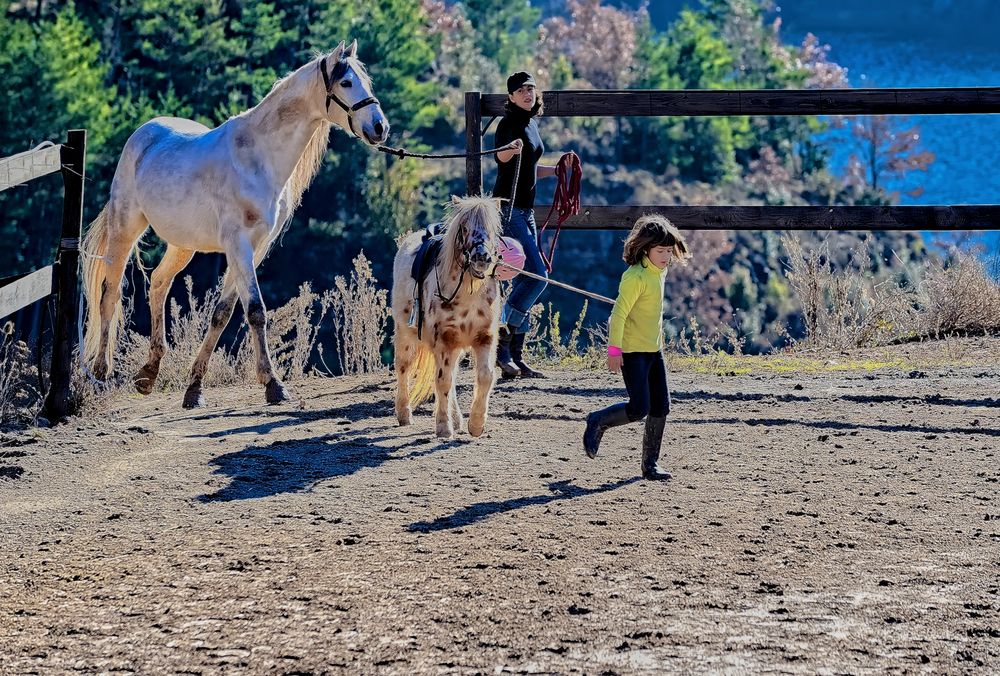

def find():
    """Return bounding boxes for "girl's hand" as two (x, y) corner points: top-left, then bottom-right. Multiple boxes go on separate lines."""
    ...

(509, 138), (523, 155)
(607, 353), (622, 374)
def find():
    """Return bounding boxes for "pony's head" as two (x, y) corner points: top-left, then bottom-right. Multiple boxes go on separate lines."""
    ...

(320, 40), (389, 146)
(443, 196), (503, 280)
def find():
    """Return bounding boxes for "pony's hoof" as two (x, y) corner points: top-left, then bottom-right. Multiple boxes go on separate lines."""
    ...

(435, 425), (454, 439)
(92, 360), (109, 382)
(468, 420), (485, 438)
(397, 411), (412, 426)
(134, 366), (158, 395)
(182, 387), (205, 409)
(265, 379), (290, 405)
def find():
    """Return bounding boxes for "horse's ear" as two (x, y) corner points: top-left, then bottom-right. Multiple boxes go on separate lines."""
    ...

(450, 195), (462, 205)
(332, 41), (346, 60)
(346, 39), (358, 58)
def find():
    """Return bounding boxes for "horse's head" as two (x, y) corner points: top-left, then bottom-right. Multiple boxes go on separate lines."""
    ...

(444, 196), (503, 281)
(320, 40), (390, 146)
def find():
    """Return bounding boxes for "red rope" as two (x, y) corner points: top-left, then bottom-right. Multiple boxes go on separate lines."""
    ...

(538, 151), (582, 273)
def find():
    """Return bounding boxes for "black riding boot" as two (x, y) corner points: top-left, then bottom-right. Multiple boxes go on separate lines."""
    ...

(642, 415), (672, 480)
(583, 403), (631, 459)
(496, 326), (520, 378)
(510, 331), (545, 378)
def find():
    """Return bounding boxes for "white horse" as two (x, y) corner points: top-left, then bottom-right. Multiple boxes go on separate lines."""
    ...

(391, 197), (502, 439)
(82, 40), (389, 408)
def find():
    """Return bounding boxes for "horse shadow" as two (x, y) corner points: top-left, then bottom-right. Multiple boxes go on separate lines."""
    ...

(197, 427), (464, 502)
(407, 477), (641, 533)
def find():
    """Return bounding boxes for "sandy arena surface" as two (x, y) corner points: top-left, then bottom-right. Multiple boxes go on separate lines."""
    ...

(2, 344), (999, 673)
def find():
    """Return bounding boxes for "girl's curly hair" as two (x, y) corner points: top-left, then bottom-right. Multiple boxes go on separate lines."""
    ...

(622, 214), (692, 266)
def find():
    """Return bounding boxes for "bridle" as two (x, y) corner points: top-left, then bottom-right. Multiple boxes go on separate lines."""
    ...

(320, 58), (381, 139)
(435, 219), (495, 303)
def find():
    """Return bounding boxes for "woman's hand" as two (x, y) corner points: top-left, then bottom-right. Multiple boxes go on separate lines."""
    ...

(497, 138), (522, 163)
(607, 353), (622, 374)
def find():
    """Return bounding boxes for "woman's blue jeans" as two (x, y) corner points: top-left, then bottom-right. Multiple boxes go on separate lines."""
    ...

(501, 206), (549, 333)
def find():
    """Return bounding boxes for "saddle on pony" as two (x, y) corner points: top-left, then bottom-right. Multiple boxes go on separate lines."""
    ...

(408, 223), (446, 338)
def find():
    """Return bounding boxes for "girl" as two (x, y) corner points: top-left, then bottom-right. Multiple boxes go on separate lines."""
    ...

(492, 70), (565, 379)
(583, 215), (691, 480)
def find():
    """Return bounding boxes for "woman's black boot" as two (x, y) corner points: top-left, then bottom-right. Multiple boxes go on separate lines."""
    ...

(583, 403), (631, 459)
(510, 331), (545, 378)
(496, 326), (521, 378)
(642, 415), (672, 480)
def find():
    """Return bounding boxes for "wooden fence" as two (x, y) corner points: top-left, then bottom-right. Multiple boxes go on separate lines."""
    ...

(464, 87), (1000, 231)
(0, 130), (87, 422)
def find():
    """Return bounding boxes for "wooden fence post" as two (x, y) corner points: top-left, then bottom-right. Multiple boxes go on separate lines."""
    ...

(465, 91), (482, 196)
(42, 129), (86, 423)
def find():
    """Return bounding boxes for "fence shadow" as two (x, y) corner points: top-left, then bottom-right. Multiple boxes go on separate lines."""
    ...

(182, 399), (397, 439)
(407, 477), (641, 533)
(680, 416), (1000, 437)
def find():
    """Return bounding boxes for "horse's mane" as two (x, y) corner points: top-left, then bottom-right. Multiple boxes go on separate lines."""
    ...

(441, 196), (502, 274)
(243, 49), (374, 254)
(282, 52), (373, 214)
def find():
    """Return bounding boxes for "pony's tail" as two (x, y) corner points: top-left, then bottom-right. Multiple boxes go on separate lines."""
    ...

(408, 343), (436, 408)
(81, 203), (122, 374)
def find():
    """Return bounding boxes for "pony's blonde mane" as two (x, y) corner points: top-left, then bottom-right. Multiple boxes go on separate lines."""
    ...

(441, 196), (502, 274)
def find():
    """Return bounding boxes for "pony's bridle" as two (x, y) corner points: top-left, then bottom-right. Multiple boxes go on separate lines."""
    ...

(320, 58), (380, 139)
(435, 221), (495, 303)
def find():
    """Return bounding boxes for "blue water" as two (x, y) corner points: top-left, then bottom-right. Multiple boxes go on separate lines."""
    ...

(783, 28), (1000, 252)
(622, 0), (1000, 251)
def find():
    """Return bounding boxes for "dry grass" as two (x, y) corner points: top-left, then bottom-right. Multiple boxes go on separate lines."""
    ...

(780, 234), (918, 349)
(781, 235), (1000, 350)
(916, 252), (1000, 337)
(76, 254), (389, 414)
(325, 252), (389, 376)
(0, 322), (42, 427)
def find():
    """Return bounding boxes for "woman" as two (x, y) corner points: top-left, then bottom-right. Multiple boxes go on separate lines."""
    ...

(492, 70), (563, 378)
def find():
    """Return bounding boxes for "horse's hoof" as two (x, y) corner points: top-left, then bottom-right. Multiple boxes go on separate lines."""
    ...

(92, 360), (109, 382)
(134, 366), (158, 395)
(182, 387), (205, 409)
(468, 420), (485, 438)
(397, 411), (412, 426)
(265, 380), (290, 405)
(435, 425), (454, 439)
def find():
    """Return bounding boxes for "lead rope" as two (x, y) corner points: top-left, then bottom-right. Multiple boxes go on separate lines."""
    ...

(538, 151), (582, 273)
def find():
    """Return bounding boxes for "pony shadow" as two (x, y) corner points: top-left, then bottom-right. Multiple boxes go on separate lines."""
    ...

(407, 477), (640, 533)
(198, 430), (453, 502)
(681, 416), (1000, 437)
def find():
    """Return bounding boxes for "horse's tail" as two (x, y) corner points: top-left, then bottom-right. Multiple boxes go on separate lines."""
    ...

(408, 343), (436, 408)
(81, 203), (122, 373)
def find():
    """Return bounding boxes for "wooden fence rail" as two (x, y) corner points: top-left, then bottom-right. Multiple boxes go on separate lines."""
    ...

(465, 87), (1000, 232)
(0, 129), (87, 422)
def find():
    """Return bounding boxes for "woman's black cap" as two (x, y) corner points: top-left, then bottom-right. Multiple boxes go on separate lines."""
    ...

(507, 71), (536, 93)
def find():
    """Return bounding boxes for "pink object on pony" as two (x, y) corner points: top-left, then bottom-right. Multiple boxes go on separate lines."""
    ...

(495, 236), (525, 281)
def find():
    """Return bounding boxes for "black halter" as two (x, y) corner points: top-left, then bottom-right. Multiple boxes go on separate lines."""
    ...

(435, 220), (493, 304)
(320, 58), (380, 139)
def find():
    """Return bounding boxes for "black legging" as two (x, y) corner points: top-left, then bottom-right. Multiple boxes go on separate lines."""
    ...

(621, 351), (670, 421)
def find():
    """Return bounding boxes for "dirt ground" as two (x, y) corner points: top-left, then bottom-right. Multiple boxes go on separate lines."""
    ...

(2, 340), (999, 674)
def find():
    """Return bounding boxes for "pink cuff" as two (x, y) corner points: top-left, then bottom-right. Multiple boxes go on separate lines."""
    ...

(607, 346), (623, 357)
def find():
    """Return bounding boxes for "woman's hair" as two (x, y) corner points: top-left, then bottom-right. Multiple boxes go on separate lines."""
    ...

(622, 214), (692, 266)
(504, 90), (544, 117)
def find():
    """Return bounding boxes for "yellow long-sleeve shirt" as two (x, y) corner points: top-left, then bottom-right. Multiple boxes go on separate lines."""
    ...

(608, 257), (666, 353)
